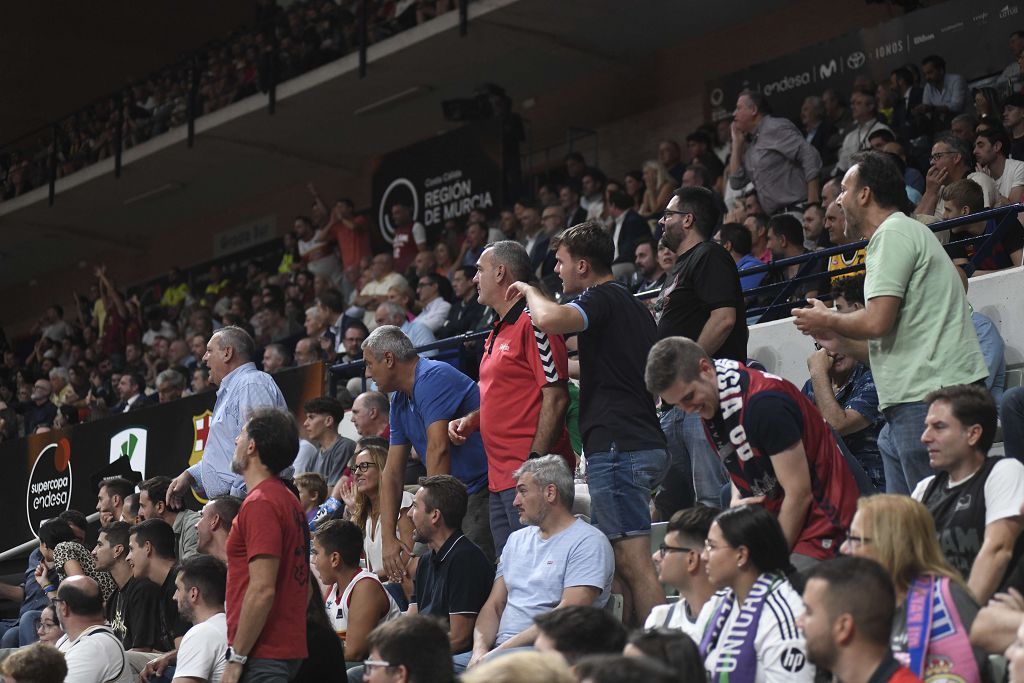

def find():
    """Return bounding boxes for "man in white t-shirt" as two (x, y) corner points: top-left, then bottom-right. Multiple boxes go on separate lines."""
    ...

(974, 127), (1024, 205)
(913, 384), (1024, 604)
(645, 505), (720, 641)
(169, 555), (228, 683)
(55, 575), (133, 683)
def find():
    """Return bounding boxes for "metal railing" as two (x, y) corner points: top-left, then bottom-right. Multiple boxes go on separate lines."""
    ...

(328, 203), (1024, 393)
(741, 203), (1023, 323)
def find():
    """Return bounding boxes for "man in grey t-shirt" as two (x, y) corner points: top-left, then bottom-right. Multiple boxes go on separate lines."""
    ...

(455, 456), (614, 672)
(294, 397), (355, 486)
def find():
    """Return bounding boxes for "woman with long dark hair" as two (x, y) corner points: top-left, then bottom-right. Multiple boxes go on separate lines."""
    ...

(699, 505), (814, 683)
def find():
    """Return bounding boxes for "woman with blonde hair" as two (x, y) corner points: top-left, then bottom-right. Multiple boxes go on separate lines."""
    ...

(843, 494), (985, 683)
(639, 159), (675, 219)
(335, 442), (416, 584)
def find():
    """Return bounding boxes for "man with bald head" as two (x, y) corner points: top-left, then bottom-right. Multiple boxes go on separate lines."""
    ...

(351, 391), (390, 438)
(55, 575), (133, 683)
(824, 201), (865, 289)
(167, 326), (287, 504)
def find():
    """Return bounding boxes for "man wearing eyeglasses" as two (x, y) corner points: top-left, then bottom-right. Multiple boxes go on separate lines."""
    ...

(414, 274), (452, 334)
(915, 133), (998, 219)
(655, 186), (747, 511)
(644, 505), (720, 642)
(362, 615), (454, 683)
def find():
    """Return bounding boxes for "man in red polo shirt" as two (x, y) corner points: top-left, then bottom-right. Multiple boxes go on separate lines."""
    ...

(449, 240), (573, 556)
(223, 408), (308, 683)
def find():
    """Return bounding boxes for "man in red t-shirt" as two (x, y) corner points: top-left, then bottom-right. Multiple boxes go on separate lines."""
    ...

(327, 198), (372, 271)
(449, 241), (573, 556)
(646, 337), (857, 567)
(801, 557), (923, 683)
(223, 408), (309, 683)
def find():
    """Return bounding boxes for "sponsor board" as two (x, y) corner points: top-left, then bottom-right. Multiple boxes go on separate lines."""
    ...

(26, 439), (73, 537)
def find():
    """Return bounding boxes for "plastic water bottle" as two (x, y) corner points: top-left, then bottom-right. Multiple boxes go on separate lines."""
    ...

(310, 496), (342, 531)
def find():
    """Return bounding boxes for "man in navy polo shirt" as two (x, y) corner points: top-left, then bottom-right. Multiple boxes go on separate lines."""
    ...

(408, 475), (494, 654)
(363, 325), (493, 581)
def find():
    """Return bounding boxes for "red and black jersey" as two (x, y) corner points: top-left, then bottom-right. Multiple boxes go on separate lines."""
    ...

(703, 359), (858, 560)
(479, 299), (573, 492)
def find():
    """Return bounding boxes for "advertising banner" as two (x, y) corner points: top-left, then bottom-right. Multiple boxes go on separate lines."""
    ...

(706, 0), (1019, 120)
(4, 363), (323, 550)
(371, 122), (502, 245)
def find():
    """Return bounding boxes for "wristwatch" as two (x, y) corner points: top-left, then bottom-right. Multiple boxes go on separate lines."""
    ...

(225, 647), (248, 665)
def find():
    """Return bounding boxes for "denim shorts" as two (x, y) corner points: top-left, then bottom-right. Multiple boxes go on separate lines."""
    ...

(586, 444), (669, 539)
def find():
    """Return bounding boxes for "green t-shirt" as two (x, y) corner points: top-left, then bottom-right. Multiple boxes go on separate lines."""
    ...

(864, 212), (988, 409)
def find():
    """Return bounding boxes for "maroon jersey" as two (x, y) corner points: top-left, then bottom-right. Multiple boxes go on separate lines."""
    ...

(703, 359), (857, 560)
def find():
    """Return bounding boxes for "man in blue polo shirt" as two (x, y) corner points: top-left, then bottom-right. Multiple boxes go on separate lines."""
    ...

(408, 475), (494, 654)
(362, 325), (493, 581)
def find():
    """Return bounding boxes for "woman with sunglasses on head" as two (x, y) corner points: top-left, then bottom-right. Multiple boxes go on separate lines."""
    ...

(842, 494), (984, 683)
(700, 505), (814, 683)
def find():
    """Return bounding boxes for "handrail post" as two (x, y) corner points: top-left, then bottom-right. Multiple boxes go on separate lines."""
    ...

(459, 0), (469, 36)
(114, 91), (124, 179)
(358, 0), (368, 79)
(48, 123), (58, 207)
(187, 56), (199, 148)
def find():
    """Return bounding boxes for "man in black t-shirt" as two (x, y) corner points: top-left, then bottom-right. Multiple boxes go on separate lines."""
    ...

(508, 221), (668, 627)
(126, 520), (191, 652)
(407, 475), (494, 654)
(92, 522), (163, 651)
(655, 186), (748, 512)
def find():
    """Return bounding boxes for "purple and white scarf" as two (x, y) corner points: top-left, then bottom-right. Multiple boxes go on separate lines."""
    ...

(699, 572), (784, 683)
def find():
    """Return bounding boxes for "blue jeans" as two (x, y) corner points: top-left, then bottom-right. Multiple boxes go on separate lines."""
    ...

(974, 311), (1006, 410)
(586, 444), (669, 539)
(489, 489), (524, 560)
(878, 402), (933, 494)
(1003, 387), (1024, 461)
(659, 407), (728, 507)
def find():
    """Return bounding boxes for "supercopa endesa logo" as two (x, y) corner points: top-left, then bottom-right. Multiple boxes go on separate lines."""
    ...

(377, 177), (418, 244)
(26, 439), (73, 537)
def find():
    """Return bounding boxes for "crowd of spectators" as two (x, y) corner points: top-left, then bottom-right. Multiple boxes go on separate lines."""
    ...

(0, 0), (456, 202)
(8, 22), (1024, 683)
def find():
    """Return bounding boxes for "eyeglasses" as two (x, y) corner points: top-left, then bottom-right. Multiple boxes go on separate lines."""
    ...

(35, 619), (59, 631)
(704, 539), (729, 553)
(351, 462), (378, 473)
(846, 534), (872, 548)
(929, 151), (957, 161)
(363, 659), (393, 672)
(658, 543), (692, 559)
(662, 209), (691, 219)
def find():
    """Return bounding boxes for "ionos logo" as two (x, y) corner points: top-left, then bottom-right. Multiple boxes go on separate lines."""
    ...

(377, 178), (419, 245)
(26, 439), (73, 537)
(109, 428), (148, 480)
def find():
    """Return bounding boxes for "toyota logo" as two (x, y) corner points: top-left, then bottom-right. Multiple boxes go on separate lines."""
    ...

(377, 177), (419, 245)
(846, 51), (866, 70)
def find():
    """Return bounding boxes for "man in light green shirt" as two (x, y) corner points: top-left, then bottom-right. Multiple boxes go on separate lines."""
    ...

(793, 151), (987, 494)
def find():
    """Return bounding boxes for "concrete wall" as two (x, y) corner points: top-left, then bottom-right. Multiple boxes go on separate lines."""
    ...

(749, 266), (1024, 389)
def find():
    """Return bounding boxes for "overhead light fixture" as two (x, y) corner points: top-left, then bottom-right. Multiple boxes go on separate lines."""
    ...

(122, 182), (184, 206)
(353, 85), (432, 116)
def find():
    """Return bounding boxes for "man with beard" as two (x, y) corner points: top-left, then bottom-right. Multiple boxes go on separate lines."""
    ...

(655, 186), (747, 510)
(799, 557), (918, 683)
(170, 555), (228, 683)
(793, 151), (987, 495)
(407, 475), (494, 654)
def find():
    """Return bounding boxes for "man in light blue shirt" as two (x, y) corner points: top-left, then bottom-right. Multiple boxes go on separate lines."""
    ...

(374, 301), (437, 358)
(456, 456), (614, 672)
(167, 326), (286, 504)
(919, 54), (966, 116)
